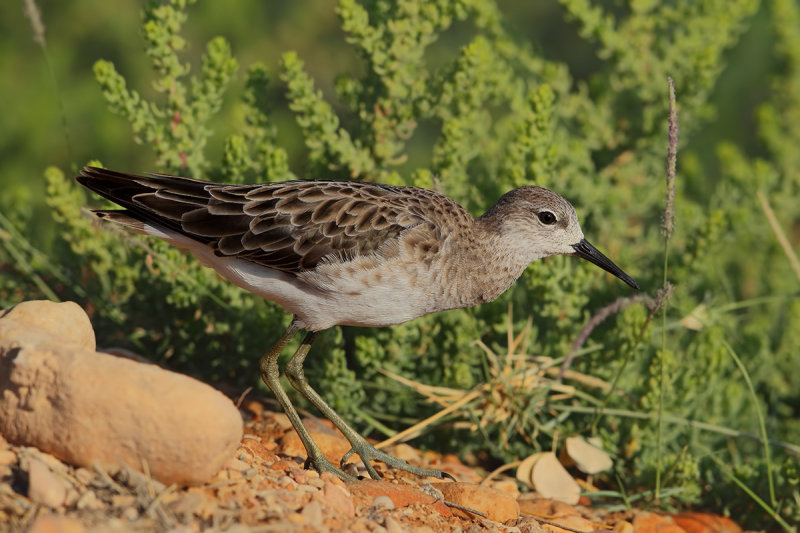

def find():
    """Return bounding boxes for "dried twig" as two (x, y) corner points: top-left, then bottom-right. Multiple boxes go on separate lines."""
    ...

(757, 190), (800, 281)
(561, 293), (655, 378)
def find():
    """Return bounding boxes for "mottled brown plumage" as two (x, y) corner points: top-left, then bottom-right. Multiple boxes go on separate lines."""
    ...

(77, 166), (637, 481)
(78, 167), (471, 273)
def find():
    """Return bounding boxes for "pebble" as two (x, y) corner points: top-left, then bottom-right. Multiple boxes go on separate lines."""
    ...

(26, 514), (85, 533)
(631, 512), (685, 533)
(0, 300), (243, 486)
(321, 480), (355, 517)
(26, 457), (68, 507)
(384, 516), (406, 533)
(614, 521), (635, 533)
(76, 490), (103, 510)
(431, 481), (519, 523)
(348, 479), (451, 516)
(279, 417), (354, 464)
(514, 517), (549, 533)
(518, 496), (580, 517)
(301, 499), (324, 527)
(240, 437), (280, 465)
(672, 513), (742, 533)
(0, 449), (16, 466)
(372, 495), (395, 509)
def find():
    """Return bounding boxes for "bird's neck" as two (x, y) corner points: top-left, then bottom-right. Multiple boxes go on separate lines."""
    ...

(440, 217), (538, 309)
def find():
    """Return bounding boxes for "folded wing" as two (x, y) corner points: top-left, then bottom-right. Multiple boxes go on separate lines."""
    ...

(77, 167), (440, 273)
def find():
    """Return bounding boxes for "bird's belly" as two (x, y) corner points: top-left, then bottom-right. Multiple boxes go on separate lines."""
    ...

(293, 264), (438, 329)
(194, 250), (437, 330)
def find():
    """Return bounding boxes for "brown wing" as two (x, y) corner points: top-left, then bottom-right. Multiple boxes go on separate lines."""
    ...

(77, 167), (464, 273)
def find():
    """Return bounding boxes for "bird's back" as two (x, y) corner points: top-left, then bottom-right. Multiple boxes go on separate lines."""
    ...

(77, 167), (473, 276)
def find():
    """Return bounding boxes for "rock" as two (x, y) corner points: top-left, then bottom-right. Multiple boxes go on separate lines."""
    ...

(484, 479), (518, 501)
(320, 470), (347, 488)
(242, 399), (264, 419)
(27, 514), (85, 533)
(289, 466), (316, 485)
(546, 515), (596, 533)
(321, 480), (355, 517)
(240, 437), (280, 465)
(513, 517), (548, 533)
(372, 495), (395, 509)
(516, 452), (580, 504)
(614, 521), (635, 533)
(672, 513), (741, 533)
(384, 516), (405, 533)
(517, 497), (598, 533)
(0, 448), (16, 467)
(0, 299), (243, 486)
(348, 479), (451, 516)
(75, 490), (103, 510)
(26, 457), (68, 507)
(517, 496), (580, 518)
(431, 481), (519, 523)
(301, 500), (324, 527)
(632, 512), (686, 533)
(1, 300), (95, 351)
(279, 417), (353, 464)
(267, 411), (295, 431)
(560, 436), (613, 474)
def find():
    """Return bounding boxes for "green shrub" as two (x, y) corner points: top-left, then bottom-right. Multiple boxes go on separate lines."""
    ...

(2, 0), (798, 527)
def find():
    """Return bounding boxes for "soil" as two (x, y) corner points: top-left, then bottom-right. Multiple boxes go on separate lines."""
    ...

(0, 398), (744, 533)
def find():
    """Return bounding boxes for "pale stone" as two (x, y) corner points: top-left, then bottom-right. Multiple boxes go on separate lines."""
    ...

(517, 452), (580, 505)
(1, 300), (95, 351)
(26, 458), (68, 507)
(561, 436), (613, 474)
(0, 300), (243, 486)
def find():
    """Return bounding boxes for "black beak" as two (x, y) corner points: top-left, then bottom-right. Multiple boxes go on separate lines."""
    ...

(571, 239), (639, 290)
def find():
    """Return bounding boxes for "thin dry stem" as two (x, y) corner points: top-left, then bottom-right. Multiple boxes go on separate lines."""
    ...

(562, 293), (654, 377)
(563, 283), (674, 378)
(757, 190), (800, 281)
(662, 77), (678, 238)
(375, 388), (481, 449)
(379, 321), (621, 452)
(479, 460), (521, 486)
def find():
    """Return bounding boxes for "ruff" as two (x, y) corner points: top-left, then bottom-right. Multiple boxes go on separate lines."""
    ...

(77, 166), (638, 480)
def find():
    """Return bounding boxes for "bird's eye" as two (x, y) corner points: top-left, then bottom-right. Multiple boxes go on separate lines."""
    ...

(537, 211), (557, 225)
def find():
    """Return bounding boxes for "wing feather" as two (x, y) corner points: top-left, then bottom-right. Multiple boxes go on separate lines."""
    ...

(77, 167), (471, 274)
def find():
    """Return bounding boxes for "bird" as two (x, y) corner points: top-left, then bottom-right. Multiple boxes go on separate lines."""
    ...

(76, 166), (639, 481)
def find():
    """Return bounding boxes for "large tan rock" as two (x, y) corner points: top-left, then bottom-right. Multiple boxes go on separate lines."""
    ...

(0, 300), (243, 486)
(1, 300), (95, 351)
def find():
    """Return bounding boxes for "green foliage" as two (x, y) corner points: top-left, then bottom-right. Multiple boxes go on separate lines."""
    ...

(2, 0), (799, 527)
(94, 0), (238, 176)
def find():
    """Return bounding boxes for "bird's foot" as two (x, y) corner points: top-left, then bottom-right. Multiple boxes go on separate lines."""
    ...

(340, 442), (456, 481)
(303, 452), (359, 482)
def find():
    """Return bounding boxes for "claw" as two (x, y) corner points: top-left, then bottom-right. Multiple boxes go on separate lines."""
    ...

(440, 471), (457, 482)
(340, 448), (355, 468)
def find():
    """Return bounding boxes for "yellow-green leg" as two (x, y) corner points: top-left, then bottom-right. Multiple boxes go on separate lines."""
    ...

(258, 321), (352, 480)
(284, 331), (453, 481)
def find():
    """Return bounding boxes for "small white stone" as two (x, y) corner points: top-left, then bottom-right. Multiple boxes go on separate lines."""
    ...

(372, 495), (395, 509)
